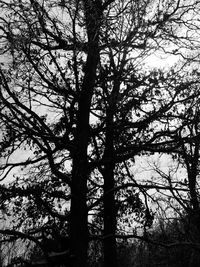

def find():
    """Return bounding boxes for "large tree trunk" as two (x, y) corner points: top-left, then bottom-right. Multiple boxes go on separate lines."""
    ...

(102, 75), (121, 267)
(103, 108), (118, 267)
(69, 1), (101, 267)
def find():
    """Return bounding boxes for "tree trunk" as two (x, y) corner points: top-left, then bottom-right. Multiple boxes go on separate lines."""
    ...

(69, 1), (101, 267)
(103, 108), (118, 267)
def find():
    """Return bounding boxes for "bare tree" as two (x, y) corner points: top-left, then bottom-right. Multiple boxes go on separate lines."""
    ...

(1, 1), (200, 267)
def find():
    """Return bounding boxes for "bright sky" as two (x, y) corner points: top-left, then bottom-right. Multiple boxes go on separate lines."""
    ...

(145, 52), (180, 69)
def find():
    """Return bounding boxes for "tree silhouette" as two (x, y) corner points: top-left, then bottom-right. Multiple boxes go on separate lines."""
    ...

(1, 1), (200, 267)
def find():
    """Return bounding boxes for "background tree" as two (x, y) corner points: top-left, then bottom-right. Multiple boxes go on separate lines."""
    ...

(87, 0), (200, 263)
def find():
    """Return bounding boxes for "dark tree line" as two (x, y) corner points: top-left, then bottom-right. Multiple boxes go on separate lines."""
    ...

(1, 1), (200, 266)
